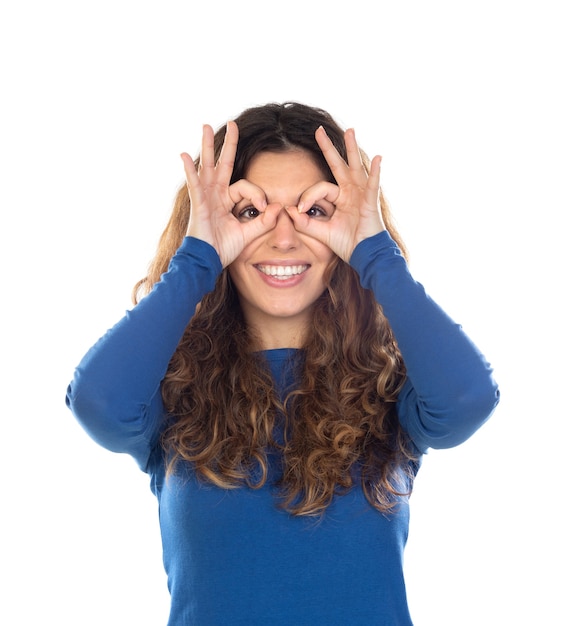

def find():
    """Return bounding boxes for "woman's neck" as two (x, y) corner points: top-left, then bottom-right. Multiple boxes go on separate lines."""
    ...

(247, 318), (308, 351)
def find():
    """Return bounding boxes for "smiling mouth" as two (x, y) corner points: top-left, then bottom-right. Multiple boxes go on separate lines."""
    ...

(256, 264), (309, 279)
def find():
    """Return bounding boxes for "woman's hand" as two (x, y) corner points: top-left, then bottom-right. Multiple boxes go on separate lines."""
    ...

(287, 126), (386, 263)
(181, 122), (279, 267)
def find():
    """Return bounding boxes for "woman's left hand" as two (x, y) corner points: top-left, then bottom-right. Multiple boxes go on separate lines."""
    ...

(286, 126), (386, 262)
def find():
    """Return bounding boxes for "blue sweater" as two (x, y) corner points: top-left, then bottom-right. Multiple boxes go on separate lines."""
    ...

(66, 232), (499, 625)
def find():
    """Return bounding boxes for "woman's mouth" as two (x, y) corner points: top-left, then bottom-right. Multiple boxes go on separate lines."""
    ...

(255, 264), (309, 280)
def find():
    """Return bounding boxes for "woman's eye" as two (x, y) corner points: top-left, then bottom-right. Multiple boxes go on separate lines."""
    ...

(236, 206), (260, 220)
(305, 205), (328, 218)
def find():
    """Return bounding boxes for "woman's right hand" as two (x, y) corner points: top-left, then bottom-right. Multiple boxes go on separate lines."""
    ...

(181, 121), (278, 267)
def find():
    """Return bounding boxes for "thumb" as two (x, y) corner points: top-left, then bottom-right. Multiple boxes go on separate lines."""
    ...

(286, 206), (333, 248)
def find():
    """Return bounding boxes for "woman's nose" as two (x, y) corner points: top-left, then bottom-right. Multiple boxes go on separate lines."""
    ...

(267, 207), (299, 250)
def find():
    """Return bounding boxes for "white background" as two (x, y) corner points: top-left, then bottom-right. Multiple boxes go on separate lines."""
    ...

(1, 1), (580, 624)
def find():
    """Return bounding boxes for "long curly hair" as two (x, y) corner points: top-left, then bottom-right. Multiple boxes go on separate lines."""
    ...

(133, 102), (419, 517)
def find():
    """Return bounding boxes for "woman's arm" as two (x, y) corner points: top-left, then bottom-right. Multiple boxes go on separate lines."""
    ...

(350, 231), (500, 453)
(66, 237), (222, 469)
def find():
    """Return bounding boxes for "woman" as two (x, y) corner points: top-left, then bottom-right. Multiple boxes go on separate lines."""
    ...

(66, 102), (499, 625)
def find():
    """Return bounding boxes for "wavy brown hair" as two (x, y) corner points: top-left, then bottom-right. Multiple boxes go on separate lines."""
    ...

(134, 102), (419, 517)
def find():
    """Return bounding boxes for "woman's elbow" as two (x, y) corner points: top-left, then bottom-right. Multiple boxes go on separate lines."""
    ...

(433, 376), (500, 449)
(66, 380), (126, 452)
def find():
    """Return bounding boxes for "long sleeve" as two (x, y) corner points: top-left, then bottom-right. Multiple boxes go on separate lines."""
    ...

(350, 231), (499, 453)
(66, 237), (223, 470)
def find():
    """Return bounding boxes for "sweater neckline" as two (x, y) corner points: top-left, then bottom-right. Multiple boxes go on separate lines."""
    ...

(258, 347), (302, 361)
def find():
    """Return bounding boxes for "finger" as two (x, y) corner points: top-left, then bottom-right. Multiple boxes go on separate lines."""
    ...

(216, 121), (239, 187)
(289, 205), (356, 262)
(229, 179), (268, 212)
(344, 128), (365, 172)
(367, 155), (381, 189)
(181, 152), (204, 202)
(238, 202), (280, 244)
(365, 154), (382, 208)
(285, 205), (333, 246)
(181, 151), (197, 177)
(315, 126), (350, 185)
(296, 181), (338, 215)
(199, 124), (215, 168)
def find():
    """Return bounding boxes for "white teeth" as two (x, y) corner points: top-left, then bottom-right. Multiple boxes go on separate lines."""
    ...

(258, 265), (308, 277)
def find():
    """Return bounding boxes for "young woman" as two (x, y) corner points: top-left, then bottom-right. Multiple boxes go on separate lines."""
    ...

(66, 102), (499, 625)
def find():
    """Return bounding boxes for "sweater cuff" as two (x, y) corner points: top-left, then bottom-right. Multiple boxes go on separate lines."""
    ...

(349, 231), (406, 289)
(178, 236), (223, 273)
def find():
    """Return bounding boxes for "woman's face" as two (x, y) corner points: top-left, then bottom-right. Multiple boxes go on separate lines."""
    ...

(228, 150), (336, 348)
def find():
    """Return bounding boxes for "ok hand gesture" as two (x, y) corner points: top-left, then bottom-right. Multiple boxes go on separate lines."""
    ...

(181, 122), (279, 267)
(287, 126), (387, 263)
